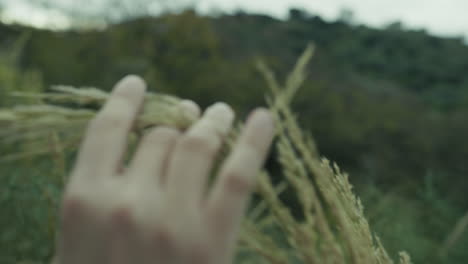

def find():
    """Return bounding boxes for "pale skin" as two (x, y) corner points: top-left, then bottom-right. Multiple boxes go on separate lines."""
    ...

(52, 75), (275, 264)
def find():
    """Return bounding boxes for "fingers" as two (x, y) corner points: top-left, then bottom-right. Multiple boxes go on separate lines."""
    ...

(74, 75), (147, 177)
(165, 102), (235, 208)
(205, 109), (274, 238)
(128, 127), (180, 185)
(127, 100), (200, 186)
(179, 100), (201, 120)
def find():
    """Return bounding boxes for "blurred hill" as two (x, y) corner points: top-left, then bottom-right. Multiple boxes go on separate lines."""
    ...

(1, 9), (468, 263)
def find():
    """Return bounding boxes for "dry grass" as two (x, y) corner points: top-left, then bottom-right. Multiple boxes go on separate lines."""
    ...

(440, 210), (468, 257)
(0, 86), (196, 161)
(0, 46), (412, 264)
(235, 45), (412, 264)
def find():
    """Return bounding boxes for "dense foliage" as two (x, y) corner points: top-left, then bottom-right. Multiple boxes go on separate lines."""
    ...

(1, 9), (467, 263)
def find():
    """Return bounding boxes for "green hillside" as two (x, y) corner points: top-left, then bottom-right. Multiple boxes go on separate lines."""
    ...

(1, 9), (468, 263)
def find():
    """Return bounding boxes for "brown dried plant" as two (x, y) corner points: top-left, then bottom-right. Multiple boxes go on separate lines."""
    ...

(235, 45), (413, 264)
(0, 46), (412, 264)
(0, 86), (196, 161)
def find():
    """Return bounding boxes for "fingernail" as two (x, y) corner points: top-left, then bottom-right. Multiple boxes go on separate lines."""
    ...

(248, 108), (272, 125)
(179, 100), (201, 119)
(205, 102), (235, 134)
(117, 75), (147, 93)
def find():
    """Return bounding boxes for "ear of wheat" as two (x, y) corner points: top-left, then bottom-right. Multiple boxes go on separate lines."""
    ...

(0, 86), (196, 162)
(0, 46), (412, 264)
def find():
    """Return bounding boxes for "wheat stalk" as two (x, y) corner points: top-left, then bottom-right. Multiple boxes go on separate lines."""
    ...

(0, 87), (196, 161)
(236, 44), (413, 264)
(1, 46), (412, 264)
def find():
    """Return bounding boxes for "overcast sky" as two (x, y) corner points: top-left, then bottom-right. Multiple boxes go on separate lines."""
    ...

(2, 0), (468, 39)
(198, 0), (468, 39)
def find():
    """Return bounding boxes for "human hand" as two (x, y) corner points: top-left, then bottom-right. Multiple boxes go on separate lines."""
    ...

(53, 75), (275, 264)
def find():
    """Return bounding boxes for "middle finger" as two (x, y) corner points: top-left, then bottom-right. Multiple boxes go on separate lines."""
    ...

(165, 102), (234, 208)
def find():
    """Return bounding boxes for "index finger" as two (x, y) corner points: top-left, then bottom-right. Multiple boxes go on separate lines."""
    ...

(73, 75), (147, 177)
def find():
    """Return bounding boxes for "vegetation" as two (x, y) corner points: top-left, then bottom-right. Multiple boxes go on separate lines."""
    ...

(1, 8), (467, 263)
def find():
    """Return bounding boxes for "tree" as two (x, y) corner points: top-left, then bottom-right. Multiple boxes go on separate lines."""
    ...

(288, 8), (310, 21)
(338, 7), (355, 25)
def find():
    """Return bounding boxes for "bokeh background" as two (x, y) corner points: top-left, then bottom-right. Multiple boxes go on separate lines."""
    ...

(1, 0), (467, 263)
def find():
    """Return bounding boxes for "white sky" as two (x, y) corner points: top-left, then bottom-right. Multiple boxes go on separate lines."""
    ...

(197, 0), (468, 39)
(1, 0), (468, 39)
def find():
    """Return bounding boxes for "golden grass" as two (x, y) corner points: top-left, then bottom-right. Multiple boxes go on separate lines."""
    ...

(0, 86), (196, 161)
(0, 46), (412, 264)
(235, 45), (412, 264)
(440, 210), (468, 257)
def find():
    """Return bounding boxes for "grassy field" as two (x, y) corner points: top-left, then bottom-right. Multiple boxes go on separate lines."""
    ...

(1, 18), (467, 263)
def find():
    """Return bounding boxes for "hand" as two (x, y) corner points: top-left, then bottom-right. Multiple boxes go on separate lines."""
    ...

(53, 75), (275, 264)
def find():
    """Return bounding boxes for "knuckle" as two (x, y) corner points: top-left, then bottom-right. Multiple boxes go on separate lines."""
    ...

(108, 205), (136, 230)
(147, 127), (180, 142)
(60, 195), (90, 226)
(107, 189), (142, 229)
(186, 241), (211, 263)
(224, 169), (255, 195)
(150, 224), (176, 251)
(180, 133), (217, 155)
